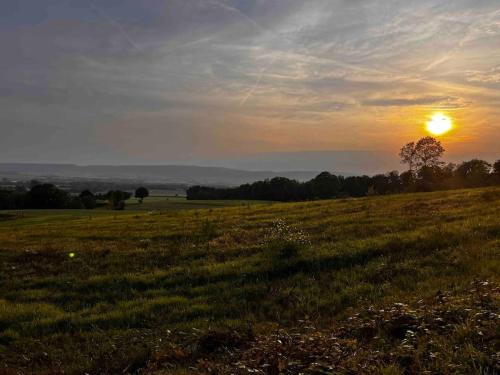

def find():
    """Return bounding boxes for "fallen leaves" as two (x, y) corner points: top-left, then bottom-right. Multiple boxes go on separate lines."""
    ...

(143, 280), (500, 374)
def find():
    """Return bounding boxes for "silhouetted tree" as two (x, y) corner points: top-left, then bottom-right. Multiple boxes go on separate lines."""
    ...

(27, 184), (70, 209)
(311, 172), (341, 199)
(134, 187), (149, 203)
(400, 141), (418, 174)
(400, 136), (445, 173)
(493, 160), (500, 176)
(387, 171), (402, 193)
(79, 190), (97, 209)
(400, 170), (416, 192)
(456, 159), (491, 187)
(186, 151), (499, 202)
(440, 163), (458, 189)
(0, 190), (13, 210)
(415, 136), (445, 168)
(105, 190), (132, 210)
(371, 174), (393, 195)
(417, 165), (447, 191)
(0, 190), (28, 209)
(343, 176), (370, 197)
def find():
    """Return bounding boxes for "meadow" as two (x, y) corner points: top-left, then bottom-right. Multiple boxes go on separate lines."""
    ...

(0, 188), (499, 374)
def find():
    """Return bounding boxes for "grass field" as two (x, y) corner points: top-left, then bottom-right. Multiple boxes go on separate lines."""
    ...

(0, 188), (499, 374)
(0, 197), (269, 227)
(125, 196), (272, 211)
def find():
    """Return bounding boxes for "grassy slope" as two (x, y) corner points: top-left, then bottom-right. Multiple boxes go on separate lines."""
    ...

(0, 188), (499, 373)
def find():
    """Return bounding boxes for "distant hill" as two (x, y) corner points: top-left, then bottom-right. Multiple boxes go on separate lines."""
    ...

(0, 163), (320, 186)
(194, 150), (400, 175)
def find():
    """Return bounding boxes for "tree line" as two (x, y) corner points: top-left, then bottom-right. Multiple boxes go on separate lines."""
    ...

(187, 137), (500, 202)
(0, 184), (150, 210)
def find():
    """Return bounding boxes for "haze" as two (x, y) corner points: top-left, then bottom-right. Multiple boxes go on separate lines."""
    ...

(1, 0), (499, 171)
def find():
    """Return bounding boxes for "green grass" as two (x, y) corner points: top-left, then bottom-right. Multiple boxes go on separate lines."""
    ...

(0, 197), (268, 228)
(125, 196), (272, 211)
(0, 187), (499, 373)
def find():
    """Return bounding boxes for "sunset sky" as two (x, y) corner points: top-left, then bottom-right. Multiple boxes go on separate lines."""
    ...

(1, 0), (499, 169)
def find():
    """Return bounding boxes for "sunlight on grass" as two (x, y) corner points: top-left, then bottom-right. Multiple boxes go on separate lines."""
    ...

(0, 187), (498, 373)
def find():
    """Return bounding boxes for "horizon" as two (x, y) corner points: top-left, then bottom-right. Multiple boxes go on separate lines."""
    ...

(1, 0), (499, 167)
(1, 148), (498, 175)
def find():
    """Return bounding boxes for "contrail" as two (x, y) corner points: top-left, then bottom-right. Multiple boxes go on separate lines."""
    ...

(209, 0), (268, 33)
(208, 0), (281, 106)
(240, 54), (277, 106)
(425, 9), (500, 71)
(89, 2), (142, 52)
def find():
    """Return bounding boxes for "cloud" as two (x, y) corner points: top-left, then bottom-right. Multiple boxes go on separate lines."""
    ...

(0, 0), (499, 164)
(466, 67), (500, 84)
(362, 96), (469, 108)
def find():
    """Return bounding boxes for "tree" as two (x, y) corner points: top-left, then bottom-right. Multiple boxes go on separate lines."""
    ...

(343, 176), (370, 197)
(400, 136), (445, 174)
(311, 172), (341, 199)
(414, 136), (445, 168)
(371, 174), (391, 195)
(105, 190), (131, 210)
(492, 159), (500, 184)
(79, 190), (96, 209)
(387, 171), (402, 193)
(27, 184), (70, 209)
(456, 159), (491, 187)
(493, 160), (500, 176)
(417, 165), (446, 191)
(268, 177), (301, 201)
(400, 170), (416, 192)
(134, 187), (149, 203)
(400, 141), (418, 173)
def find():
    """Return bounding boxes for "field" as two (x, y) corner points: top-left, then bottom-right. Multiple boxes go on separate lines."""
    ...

(124, 196), (272, 211)
(0, 197), (270, 226)
(0, 188), (499, 374)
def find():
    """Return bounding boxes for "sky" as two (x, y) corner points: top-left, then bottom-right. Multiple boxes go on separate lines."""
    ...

(1, 0), (499, 169)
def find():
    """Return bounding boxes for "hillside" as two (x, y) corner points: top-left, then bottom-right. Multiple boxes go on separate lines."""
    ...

(0, 187), (499, 374)
(0, 163), (319, 186)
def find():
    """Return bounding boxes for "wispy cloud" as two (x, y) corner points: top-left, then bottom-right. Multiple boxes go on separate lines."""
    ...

(362, 96), (469, 109)
(0, 0), (499, 164)
(466, 66), (500, 84)
(88, 1), (142, 52)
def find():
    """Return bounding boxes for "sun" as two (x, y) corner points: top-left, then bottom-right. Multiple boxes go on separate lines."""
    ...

(426, 113), (453, 136)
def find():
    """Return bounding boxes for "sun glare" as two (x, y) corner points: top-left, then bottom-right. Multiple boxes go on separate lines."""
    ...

(426, 113), (453, 136)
